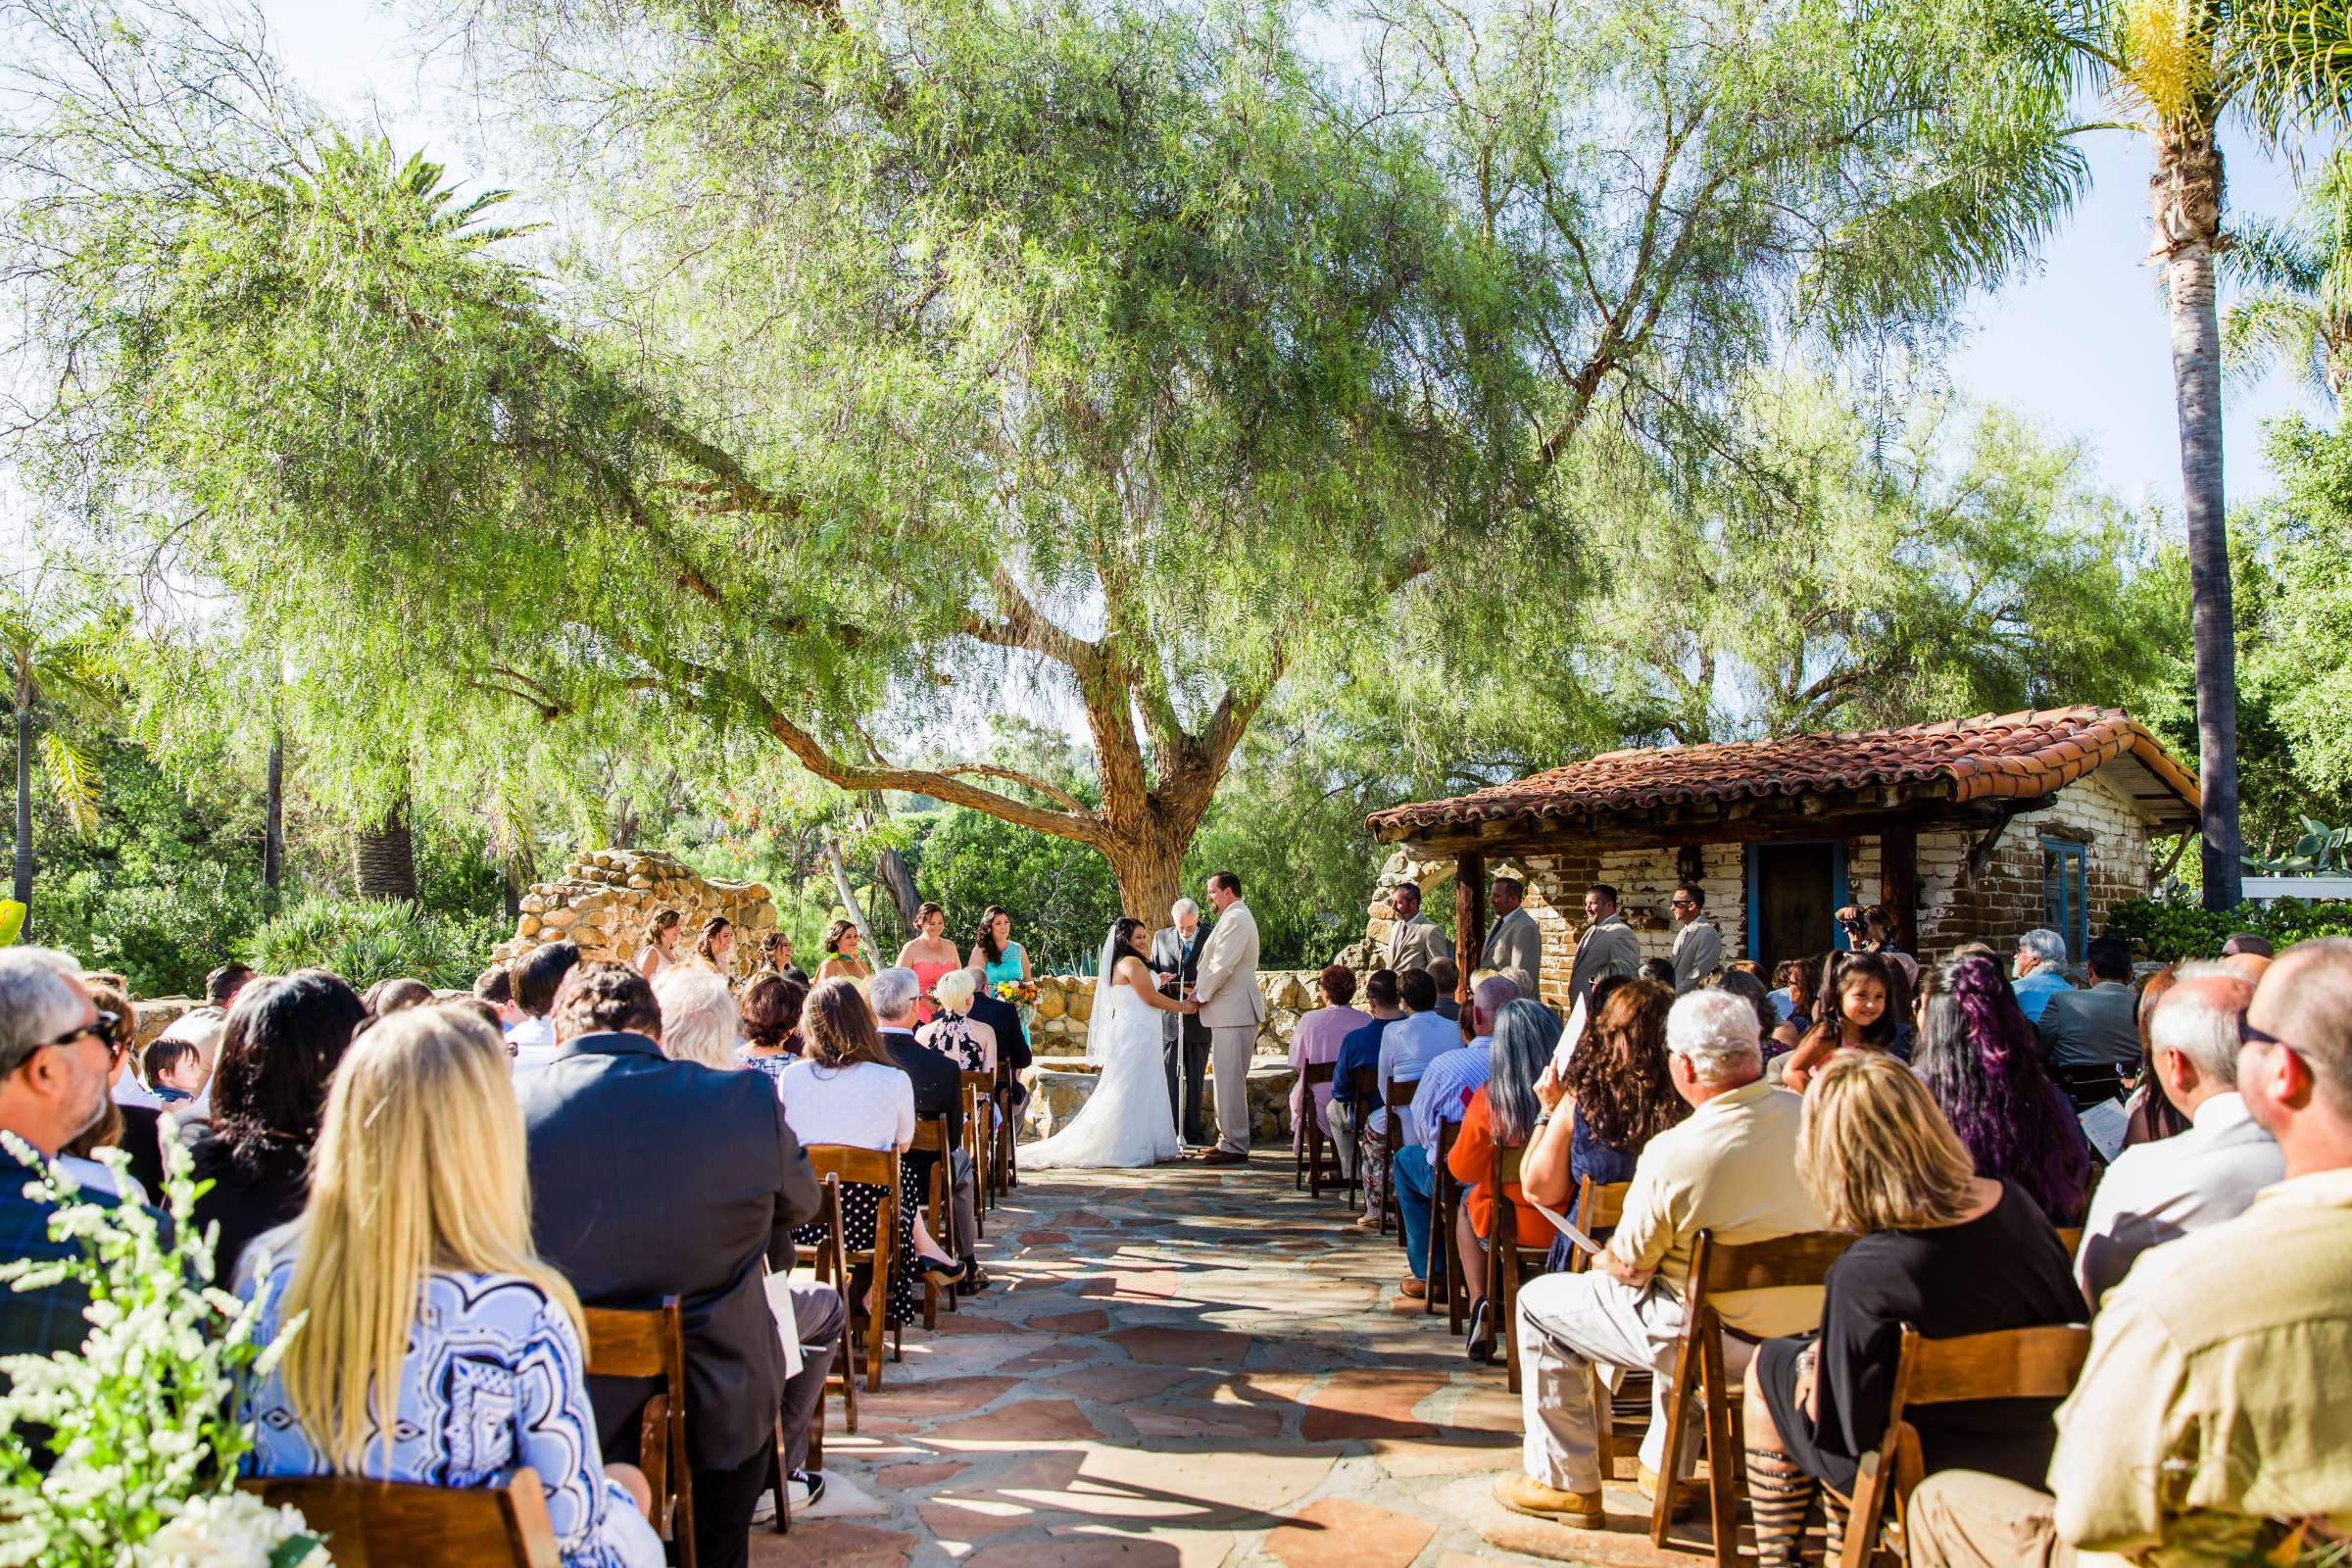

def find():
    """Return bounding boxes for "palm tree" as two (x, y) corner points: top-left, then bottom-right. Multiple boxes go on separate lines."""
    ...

(1, 584), (120, 930)
(2221, 151), (2352, 404)
(1994, 0), (2352, 908)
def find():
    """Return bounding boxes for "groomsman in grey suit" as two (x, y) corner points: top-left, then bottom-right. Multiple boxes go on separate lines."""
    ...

(1567, 883), (1642, 1015)
(1151, 899), (1211, 1146)
(1670, 882), (1723, 994)
(1478, 877), (1543, 998)
(1384, 882), (1452, 973)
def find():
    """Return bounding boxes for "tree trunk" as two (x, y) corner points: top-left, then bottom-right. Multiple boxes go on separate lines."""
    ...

(355, 798), (419, 902)
(1102, 824), (1191, 930)
(825, 836), (876, 953)
(262, 729), (284, 909)
(12, 673), (32, 919)
(2154, 125), (2243, 910)
(874, 846), (921, 934)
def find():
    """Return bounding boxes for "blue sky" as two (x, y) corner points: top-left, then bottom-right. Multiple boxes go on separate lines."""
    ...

(257, 1), (2330, 512)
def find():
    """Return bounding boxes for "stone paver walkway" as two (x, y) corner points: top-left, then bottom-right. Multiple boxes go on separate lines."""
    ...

(752, 1162), (1710, 1568)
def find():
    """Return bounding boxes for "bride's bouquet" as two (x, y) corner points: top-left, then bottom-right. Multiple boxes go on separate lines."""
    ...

(0, 1126), (327, 1568)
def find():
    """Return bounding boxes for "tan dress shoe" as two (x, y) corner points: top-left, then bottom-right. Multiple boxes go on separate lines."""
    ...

(1398, 1277), (1428, 1299)
(1493, 1474), (1605, 1527)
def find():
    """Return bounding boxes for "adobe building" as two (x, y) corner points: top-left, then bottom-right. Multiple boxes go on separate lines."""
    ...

(1362, 707), (2200, 1003)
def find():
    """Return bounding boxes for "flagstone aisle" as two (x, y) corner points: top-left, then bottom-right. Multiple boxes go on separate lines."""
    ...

(753, 1161), (1695, 1568)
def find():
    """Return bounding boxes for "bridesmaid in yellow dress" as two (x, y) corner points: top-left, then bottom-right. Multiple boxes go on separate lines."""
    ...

(815, 918), (871, 984)
(896, 902), (960, 1024)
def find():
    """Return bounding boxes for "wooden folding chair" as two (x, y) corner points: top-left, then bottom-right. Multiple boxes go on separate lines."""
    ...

(2056, 1226), (2082, 1257)
(995, 1059), (1019, 1193)
(803, 1177), (859, 1438)
(1838, 1324), (2092, 1568)
(582, 1298), (695, 1565)
(804, 1149), (900, 1394)
(960, 1070), (995, 1226)
(1380, 1077), (1415, 1238)
(1344, 1066), (1378, 1213)
(1650, 1228), (1859, 1566)
(1490, 1142), (1558, 1394)
(1565, 1177), (1636, 1464)
(908, 1116), (957, 1332)
(1296, 1061), (1344, 1197)
(238, 1471), (561, 1567)
(1429, 1117), (1465, 1324)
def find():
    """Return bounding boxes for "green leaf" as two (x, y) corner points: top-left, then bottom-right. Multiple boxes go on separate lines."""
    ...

(0, 902), (24, 946)
(270, 1532), (329, 1568)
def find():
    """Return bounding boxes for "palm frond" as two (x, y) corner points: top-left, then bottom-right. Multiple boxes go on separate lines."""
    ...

(2226, 214), (2330, 290)
(2233, 0), (2352, 139)
(37, 730), (100, 839)
(2221, 286), (2331, 393)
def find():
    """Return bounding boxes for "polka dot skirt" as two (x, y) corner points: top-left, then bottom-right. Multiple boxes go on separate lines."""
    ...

(796, 1180), (917, 1329)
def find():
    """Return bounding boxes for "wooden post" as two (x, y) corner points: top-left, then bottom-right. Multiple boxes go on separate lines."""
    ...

(1881, 824), (1919, 958)
(1455, 853), (1486, 1007)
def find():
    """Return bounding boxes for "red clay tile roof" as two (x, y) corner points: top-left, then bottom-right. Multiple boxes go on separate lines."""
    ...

(1366, 707), (2199, 840)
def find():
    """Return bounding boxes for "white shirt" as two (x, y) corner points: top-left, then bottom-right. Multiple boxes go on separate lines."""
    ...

(778, 1059), (915, 1152)
(508, 1015), (561, 1075)
(58, 1154), (148, 1206)
(111, 1073), (162, 1110)
(2074, 1091), (2283, 1311)
(1370, 1010), (1462, 1138)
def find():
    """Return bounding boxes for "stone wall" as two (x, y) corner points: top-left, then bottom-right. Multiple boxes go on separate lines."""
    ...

(1022, 968), (1330, 1059)
(1362, 771), (2161, 998)
(492, 850), (778, 980)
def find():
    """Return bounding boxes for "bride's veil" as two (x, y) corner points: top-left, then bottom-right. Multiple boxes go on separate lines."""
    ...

(1085, 920), (1123, 1065)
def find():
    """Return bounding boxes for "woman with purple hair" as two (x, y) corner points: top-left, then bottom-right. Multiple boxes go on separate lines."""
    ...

(1912, 956), (2092, 1223)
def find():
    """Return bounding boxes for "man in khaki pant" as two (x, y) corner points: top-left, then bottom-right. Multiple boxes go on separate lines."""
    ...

(1191, 872), (1262, 1165)
(1908, 939), (2352, 1568)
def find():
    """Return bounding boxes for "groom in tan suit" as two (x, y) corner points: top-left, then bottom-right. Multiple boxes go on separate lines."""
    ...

(1192, 871), (1263, 1165)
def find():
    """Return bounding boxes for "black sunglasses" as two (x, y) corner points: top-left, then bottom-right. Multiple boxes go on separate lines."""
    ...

(43, 1008), (122, 1054)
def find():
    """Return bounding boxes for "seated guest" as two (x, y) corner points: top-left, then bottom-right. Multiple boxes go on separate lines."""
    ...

(1331, 969), (1402, 1206)
(1449, 999), (1563, 1361)
(2075, 965), (2277, 1311)
(2009, 928), (2074, 1022)
(474, 963), (522, 1033)
(1638, 957), (1678, 990)
(361, 976), (433, 1020)
(962, 957), (1032, 1126)
(919, 966), (998, 1075)
(1429, 956), (1461, 1023)
(1394, 974), (1516, 1298)
(0, 950), (125, 1362)
(2220, 930), (2273, 959)
(780, 980), (963, 1329)
(1740, 1052), (2082, 1568)
(183, 971), (367, 1283)
(737, 972), (808, 1090)
(62, 980), (158, 1201)
(2035, 934), (2139, 1074)
(869, 966), (980, 1291)
(519, 962), (838, 1560)
(510, 940), (583, 1074)
(142, 1037), (205, 1105)
(1912, 956), (2091, 1224)
(1767, 956), (1823, 1055)
(1522, 979), (1688, 1274)
(2223, 949), (2273, 985)
(1783, 950), (1903, 1092)
(1362, 966), (1459, 1235)
(1496, 990), (1828, 1526)
(653, 964), (742, 1071)
(239, 1007), (663, 1568)
(2124, 963), (2192, 1146)
(1708, 969), (1779, 1046)
(1288, 964), (1369, 1161)
(1907, 939), (2352, 1567)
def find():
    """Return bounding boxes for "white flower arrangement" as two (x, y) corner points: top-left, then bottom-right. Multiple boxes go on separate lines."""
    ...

(0, 1121), (327, 1568)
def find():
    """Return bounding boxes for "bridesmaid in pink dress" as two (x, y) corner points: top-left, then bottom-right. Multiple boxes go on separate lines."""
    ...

(897, 902), (961, 1025)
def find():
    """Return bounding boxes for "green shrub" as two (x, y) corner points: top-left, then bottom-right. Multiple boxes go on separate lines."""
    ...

(2104, 895), (2352, 963)
(43, 862), (266, 998)
(243, 897), (502, 990)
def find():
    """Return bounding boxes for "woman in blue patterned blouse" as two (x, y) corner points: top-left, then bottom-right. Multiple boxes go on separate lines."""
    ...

(238, 1006), (664, 1568)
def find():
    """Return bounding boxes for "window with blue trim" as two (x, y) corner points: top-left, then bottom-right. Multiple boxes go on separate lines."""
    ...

(2041, 838), (2087, 959)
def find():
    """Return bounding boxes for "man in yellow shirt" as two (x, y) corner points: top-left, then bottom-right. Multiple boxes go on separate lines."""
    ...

(1909, 938), (2352, 1567)
(1495, 989), (1828, 1528)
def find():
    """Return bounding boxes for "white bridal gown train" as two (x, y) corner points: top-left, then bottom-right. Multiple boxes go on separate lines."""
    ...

(1019, 976), (1182, 1169)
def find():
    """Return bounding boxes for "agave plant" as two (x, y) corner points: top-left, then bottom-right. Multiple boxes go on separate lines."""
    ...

(2245, 816), (2352, 874)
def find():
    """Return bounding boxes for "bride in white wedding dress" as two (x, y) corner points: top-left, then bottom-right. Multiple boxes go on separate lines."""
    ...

(1021, 916), (1197, 1169)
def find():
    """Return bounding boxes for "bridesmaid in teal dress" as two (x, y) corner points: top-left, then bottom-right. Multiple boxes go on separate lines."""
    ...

(968, 905), (1031, 992)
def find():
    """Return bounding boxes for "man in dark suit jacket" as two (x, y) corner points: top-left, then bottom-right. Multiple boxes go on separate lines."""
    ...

(871, 966), (976, 1282)
(1151, 903), (1212, 1145)
(2038, 935), (2143, 1076)
(518, 963), (829, 1565)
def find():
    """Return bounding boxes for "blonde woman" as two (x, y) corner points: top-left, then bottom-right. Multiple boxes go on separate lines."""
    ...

(237, 1006), (663, 1568)
(917, 965), (997, 1075)
(653, 965), (742, 1071)
(1739, 1052), (2081, 1568)
(634, 908), (684, 981)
